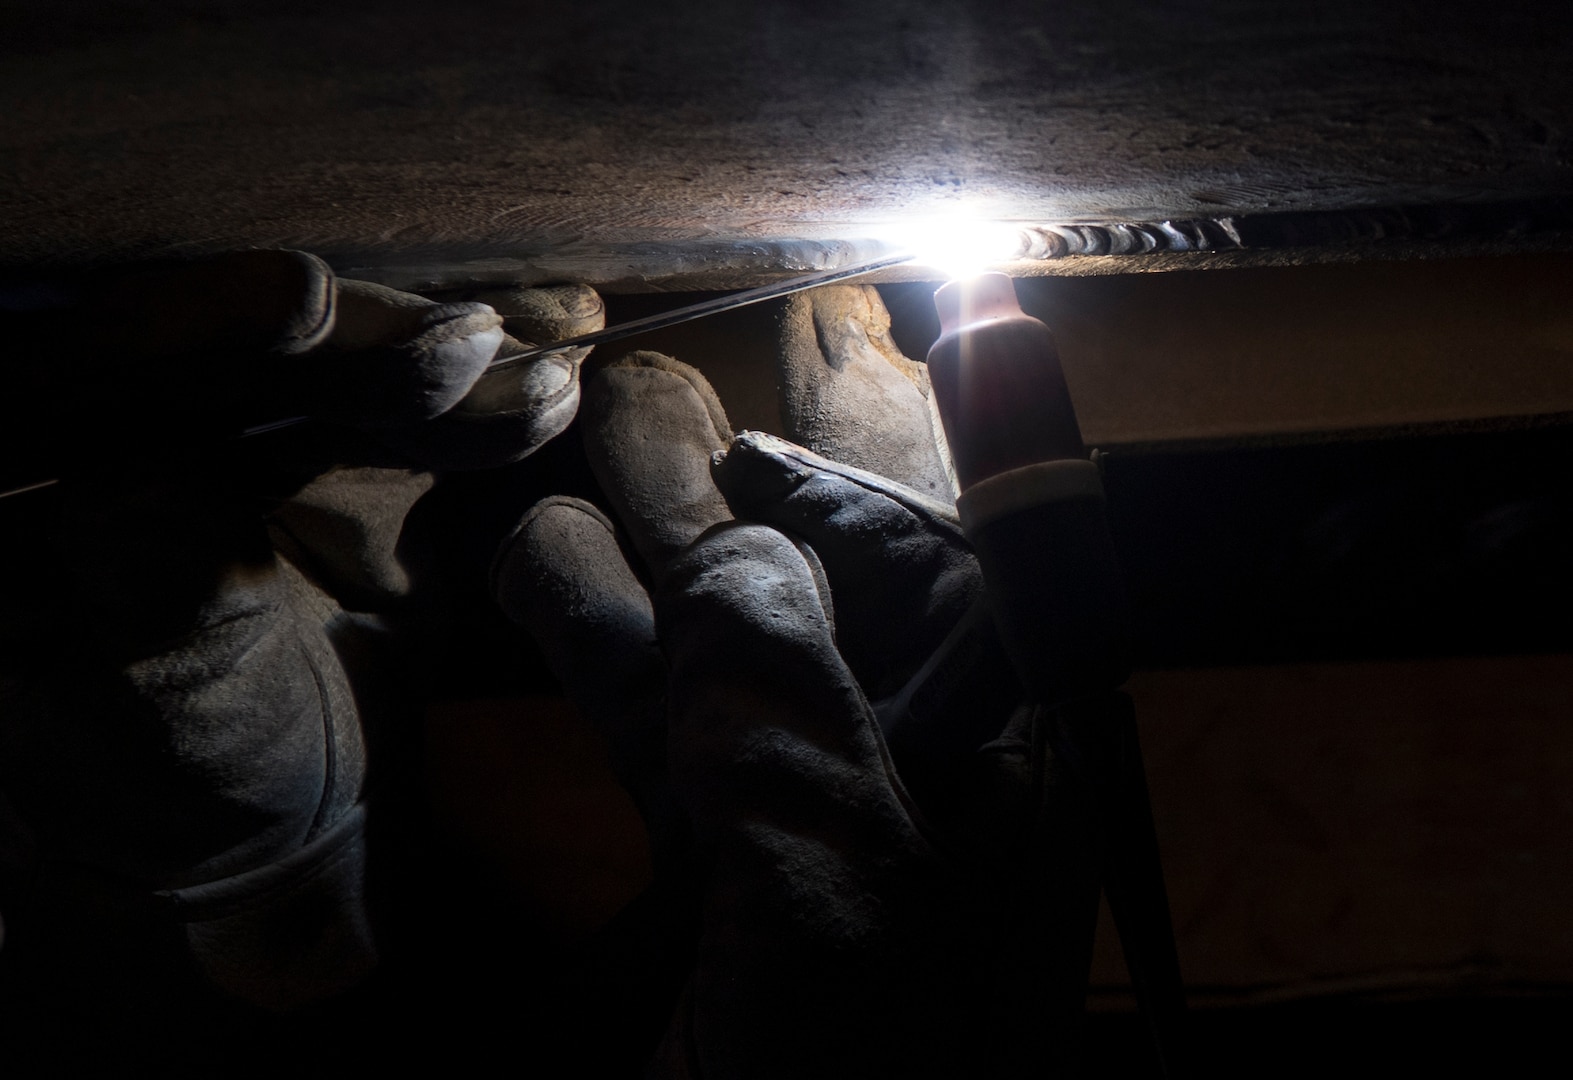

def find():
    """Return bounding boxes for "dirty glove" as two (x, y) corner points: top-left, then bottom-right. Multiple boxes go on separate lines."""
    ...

(494, 286), (1094, 1077)
(0, 250), (602, 1023)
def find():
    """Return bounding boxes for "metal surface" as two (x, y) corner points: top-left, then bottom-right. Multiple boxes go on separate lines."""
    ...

(4, 1), (1569, 276)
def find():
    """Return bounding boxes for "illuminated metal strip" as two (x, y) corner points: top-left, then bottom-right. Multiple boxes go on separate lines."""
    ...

(0, 249), (915, 500)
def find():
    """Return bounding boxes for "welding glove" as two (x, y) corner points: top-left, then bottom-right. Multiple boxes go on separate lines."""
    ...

(755, 286), (1107, 1074)
(704, 433), (1107, 1078)
(495, 350), (974, 1076)
(0, 249), (602, 1023)
(775, 284), (956, 501)
(492, 351), (738, 868)
(493, 325), (1081, 1076)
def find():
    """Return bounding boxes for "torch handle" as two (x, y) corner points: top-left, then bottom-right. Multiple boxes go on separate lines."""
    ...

(957, 457), (1187, 1078)
(956, 459), (1129, 704)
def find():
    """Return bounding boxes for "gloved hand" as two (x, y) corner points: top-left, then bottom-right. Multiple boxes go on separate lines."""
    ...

(493, 286), (1102, 1078)
(0, 250), (603, 1022)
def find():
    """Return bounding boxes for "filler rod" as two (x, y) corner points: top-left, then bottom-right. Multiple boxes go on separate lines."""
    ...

(493, 249), (914, 365)
(0, 250), (916, 500)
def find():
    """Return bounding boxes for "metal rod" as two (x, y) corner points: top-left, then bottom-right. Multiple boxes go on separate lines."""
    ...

(0, 250), (915, 500)
(490, 249), (914, 366)
(0, 477), (59, 501)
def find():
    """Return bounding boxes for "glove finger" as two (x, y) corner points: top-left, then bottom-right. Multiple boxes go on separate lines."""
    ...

(267, 285), (607, 602)
(776, 283), (956, 500)
(85, 248), (336, 361)
(462, 281), (604, 349)
(264, 464), (437, 613)
(656, 521), (986, 1077)
(714, 430), (981, 700)
(579, 351), (733, 583)
(658, 521), (912, 837)
(381, 285), (605, 470)
(491, 495), (675, 854)
(296, 279), (503, 429)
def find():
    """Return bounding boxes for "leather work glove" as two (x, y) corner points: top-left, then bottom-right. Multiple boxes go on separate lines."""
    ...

(492, 286), (1103, 1078)
(0, 250), (603, 1029)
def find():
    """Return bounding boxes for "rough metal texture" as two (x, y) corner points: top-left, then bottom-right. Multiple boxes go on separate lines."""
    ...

(3, 0), (1571, 282)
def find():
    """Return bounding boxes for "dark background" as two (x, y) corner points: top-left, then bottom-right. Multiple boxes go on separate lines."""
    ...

(3, 0), (1572, 1073)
